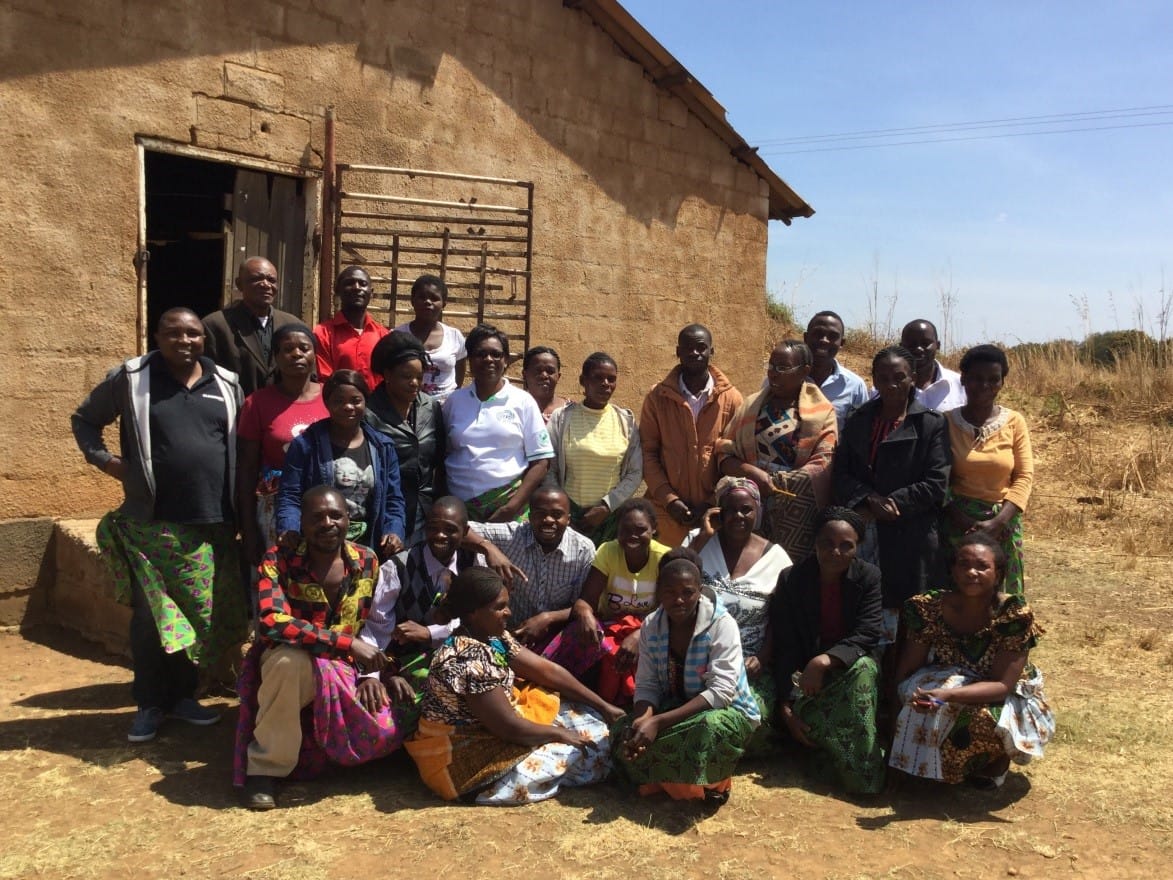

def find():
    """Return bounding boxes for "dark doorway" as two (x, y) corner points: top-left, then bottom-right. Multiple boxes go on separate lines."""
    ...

(144, 151), (233, 331)
(143, 151), (309, 336)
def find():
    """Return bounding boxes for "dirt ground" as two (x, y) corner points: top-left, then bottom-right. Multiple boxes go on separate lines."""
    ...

(3, 526), (1171, 880)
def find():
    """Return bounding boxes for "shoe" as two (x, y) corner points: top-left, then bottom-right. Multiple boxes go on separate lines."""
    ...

(128, 706), (166, 743)
(703, 788), (730, 807)
(243, 775), (277, 810)
(167, 698), (221, 726)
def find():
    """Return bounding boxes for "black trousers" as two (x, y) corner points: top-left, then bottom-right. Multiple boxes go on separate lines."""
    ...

(130, 583), (198, 710)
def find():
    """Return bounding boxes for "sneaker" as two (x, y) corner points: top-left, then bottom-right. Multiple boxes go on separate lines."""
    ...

(167, 698), (221, 727)
(128, 706), (166, 743)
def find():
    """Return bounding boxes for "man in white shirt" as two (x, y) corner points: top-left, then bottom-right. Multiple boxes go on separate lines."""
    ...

(362, 497), (485, 659)
(900, 319), (966, 412)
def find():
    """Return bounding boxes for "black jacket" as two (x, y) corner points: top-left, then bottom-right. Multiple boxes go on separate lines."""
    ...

(365, 388), (447, 539)
(833, 398), (951, 607)
(769, 556), (883, 685)
(202, 300), (300, 396)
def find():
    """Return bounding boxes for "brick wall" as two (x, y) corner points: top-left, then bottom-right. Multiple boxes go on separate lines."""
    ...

(1, 0), (783, 528)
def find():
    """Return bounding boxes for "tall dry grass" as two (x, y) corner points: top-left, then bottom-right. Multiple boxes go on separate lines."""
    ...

(1005, 344), (1173, 426)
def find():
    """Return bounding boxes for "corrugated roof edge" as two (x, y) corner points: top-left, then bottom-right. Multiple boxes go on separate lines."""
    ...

(564, 0), (814, 223)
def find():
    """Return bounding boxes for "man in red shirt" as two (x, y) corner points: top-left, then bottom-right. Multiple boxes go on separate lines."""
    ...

(313, 266), (389, 390)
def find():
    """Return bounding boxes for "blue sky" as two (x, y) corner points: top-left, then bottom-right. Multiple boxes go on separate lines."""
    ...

(622, 1), (1173, 347)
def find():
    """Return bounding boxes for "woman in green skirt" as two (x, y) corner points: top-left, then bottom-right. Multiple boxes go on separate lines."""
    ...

(612, 549), (760, 805)
(769, 507), (886, 794)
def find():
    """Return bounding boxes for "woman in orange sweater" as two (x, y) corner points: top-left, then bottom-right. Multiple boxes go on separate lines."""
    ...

(943, 345), (1033, 595)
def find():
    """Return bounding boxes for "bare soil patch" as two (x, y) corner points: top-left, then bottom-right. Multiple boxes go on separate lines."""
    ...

(3, 524), (1171, 880)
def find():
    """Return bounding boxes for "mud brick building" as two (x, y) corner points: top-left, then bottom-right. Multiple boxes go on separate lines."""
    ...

(0, 0), (811, 631)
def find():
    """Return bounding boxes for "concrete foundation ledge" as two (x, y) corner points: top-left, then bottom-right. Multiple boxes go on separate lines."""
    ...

(52, 519), (131, 658)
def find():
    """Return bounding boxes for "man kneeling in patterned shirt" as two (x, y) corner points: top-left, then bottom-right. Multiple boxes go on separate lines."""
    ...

(234, 485), (415, 810)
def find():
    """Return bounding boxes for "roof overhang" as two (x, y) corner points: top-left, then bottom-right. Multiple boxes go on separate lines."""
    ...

(566, 0), (814, 223)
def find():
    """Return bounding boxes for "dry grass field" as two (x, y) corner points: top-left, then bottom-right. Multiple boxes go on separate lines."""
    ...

(3, 344), (1171, 880)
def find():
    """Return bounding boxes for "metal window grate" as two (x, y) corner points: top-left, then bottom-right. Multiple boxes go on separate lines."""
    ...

(333, 164), (534, 350)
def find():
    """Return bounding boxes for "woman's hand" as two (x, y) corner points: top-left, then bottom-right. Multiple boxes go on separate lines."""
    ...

(574, 607), (602, 648)
(744, 654), (763, 679)
(865, 493), (900, 523)
(799, 654), (833, 697)
(385, 674), (416, 706)
(598, 702), (626, 725)
(356, 678), (389, 714)
(623, 711), (660, 760)
(700, 506), (721, 539)
(487, 500), (521, 523)
(746, 466), (774, 494)
(779, 702), (814, 747)
(911, 687), (949, 713)
(548, 726), (593, 750)
(579, 504), (610, 529)
(966, 518), (1005, 540)
(614, 630), (641, 673)
(393, 621), (431, 646)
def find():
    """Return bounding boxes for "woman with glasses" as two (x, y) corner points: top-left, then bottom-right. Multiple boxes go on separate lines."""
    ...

(717, 340), (838, 563)
(442, 323), (555, 522)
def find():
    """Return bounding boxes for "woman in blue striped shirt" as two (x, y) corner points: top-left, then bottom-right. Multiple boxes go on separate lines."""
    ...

(612, 549), (759, 805)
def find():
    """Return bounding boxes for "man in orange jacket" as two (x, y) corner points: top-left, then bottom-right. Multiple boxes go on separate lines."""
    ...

(639, 324), (744, 547)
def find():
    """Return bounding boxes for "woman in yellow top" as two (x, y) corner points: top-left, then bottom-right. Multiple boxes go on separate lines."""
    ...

(545, 352), (643, 545)
(943, 345), (1033, 595)
(541, 499), (670, 706)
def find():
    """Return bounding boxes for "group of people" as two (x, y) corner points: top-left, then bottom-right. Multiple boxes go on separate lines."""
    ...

(71, 255), (1054, 812)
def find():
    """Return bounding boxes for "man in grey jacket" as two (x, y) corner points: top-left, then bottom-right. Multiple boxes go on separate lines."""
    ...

(72, 307), (248, 743)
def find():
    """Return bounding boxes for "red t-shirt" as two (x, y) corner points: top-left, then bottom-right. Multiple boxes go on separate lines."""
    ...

(238, 385), (329, 470)
(313, 312), (389, 392)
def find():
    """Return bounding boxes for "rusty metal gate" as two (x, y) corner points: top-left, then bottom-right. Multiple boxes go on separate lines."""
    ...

(331, 164), (534, 352)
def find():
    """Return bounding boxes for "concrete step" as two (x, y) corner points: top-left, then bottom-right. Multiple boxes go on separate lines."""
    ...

(52, 519), (131, 658)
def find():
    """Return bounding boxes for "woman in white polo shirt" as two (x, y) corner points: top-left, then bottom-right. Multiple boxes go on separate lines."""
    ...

(442, 324), (555, 522)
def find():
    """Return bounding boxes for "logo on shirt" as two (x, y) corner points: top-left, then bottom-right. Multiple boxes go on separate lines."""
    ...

(496, 409), (519, 424)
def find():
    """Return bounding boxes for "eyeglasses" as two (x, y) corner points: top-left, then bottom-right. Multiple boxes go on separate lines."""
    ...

(766, 362), (806, 374)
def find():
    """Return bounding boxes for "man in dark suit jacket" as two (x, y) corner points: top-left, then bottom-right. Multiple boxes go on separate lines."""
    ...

(202, 256), (300, 395)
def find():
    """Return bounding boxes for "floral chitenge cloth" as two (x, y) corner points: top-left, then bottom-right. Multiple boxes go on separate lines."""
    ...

(888, 590), (1055, 783)
(406, 632), (611, 804)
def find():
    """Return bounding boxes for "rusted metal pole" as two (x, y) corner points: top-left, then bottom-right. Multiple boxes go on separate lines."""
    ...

(318, 106), (336, 322)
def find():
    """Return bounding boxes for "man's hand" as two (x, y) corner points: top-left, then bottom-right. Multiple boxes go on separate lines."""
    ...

(356, 677), (389, 714)
(393, 621), (432, 646)
(667, 498), (695, 526)
(379, 533), (404, 559)
(103, 456), (128, 481)
(277, 530), (301, 551)
(350, 640), (386, 672)
(482, 542), (526, 590)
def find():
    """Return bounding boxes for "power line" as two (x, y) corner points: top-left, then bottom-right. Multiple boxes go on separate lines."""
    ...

(759, 119), (1173, 155)
(754, 104), (1173, 146)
